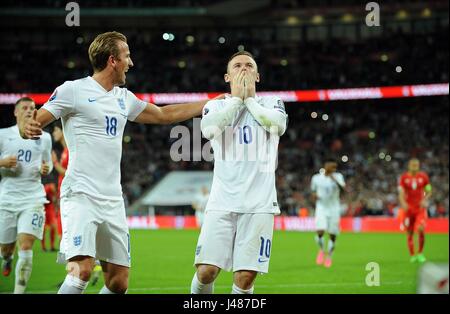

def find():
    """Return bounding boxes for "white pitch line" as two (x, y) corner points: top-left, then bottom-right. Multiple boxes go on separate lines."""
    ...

(1, 281), (409, 294)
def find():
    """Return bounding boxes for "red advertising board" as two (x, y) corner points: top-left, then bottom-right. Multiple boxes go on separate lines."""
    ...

(127, 216), (449, 233)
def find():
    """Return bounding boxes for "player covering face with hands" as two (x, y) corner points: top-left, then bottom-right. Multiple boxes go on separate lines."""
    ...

(191, 51), (287, 294)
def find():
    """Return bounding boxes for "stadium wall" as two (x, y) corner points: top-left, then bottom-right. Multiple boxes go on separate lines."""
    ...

(127, 216), (449, 234)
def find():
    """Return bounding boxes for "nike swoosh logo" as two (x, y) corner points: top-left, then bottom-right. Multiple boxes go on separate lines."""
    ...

(88, 98), (96, 102)
(258, 258), (269, 263)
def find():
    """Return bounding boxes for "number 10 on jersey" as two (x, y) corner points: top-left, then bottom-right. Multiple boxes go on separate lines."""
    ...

(105, 116), (118, 136)
(238, 125), (253, 144)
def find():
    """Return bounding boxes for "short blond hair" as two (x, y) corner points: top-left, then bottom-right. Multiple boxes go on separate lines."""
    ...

(227, 50), (256, 72)
(88, 31), (127, 72)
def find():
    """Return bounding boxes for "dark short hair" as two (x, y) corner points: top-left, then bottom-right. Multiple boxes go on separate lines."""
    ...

(15, 96), (34, 107)
(227, 50), (256, 72)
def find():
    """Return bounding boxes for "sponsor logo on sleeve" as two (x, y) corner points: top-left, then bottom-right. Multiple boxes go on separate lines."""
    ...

(274, 99), (285, 113)
(49, 90), (57, 102)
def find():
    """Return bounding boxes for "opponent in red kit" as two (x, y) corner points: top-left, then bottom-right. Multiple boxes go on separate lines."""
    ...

(398, 158), (432, 263)
(42, 183), (58, 251)
(51, 124), (68, 237)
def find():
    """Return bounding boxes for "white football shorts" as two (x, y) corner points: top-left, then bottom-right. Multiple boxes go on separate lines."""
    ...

(57, 192), (131, 267)
(0, 205), (45, 244)
(315, 212), (340, 235)
(194, 210), (274, 274)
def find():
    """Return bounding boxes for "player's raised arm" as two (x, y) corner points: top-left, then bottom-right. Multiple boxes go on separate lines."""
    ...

(19, 80), (75, 140)
(18, 108), (56, 140)
(398, 185), (408, 210)
(40, 133), (54, 176)
(200, 97), (243, 140)
(200, 68), (246, 140)
(330, 173), (346, 193)
(134, 100), (207, 125)
(134, 91), (226, 125)
(243, 74), (287, 136)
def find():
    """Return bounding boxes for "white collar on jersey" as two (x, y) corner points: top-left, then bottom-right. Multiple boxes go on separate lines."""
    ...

(87, 76), (115, 93)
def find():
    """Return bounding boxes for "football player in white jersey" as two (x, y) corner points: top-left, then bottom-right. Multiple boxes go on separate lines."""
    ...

(0, 97), (53, 293)
(311, 159), (346, 268)
(192, 186), (210, 227)
(19, 31), (221, 294)
(190, 51), (287, 294)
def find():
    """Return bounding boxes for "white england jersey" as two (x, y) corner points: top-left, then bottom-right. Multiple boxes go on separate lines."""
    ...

(311, 172), (345, 217)
(203, 95), (287, 214)
(42, 76), (147, 200)
(0, 125), (52, 208)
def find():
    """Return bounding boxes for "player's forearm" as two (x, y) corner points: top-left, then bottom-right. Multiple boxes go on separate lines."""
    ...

(201, 97), (243, 140)
(398, 194), (408, 208)
(19, 109), (55, 139)
(53, 162), (66, 175)
(244, 97), (286, 135)
(161, 101), (207, 124)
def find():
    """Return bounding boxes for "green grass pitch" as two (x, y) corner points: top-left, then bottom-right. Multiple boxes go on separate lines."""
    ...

(0, 230), (448, 294)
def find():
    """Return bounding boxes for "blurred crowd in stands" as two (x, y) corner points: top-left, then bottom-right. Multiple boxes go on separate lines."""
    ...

(1, 9), (448, 217)
(1, 18), (448, 93)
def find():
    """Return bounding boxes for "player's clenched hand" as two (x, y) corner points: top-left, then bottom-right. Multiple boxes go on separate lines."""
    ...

(20, 109), (42, 140)
(231, 68), (246, 100)
(0, 156), (17, 168)
(40, 160), (50, 176)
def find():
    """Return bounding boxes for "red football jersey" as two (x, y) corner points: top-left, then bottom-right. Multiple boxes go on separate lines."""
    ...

(57, 147), (69, 195)
(399, 171), (430, 210)
(44, 184), (56, 212)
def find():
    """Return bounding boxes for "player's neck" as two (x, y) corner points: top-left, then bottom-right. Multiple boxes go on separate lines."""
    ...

(409, 171), (418, 176)
(92, 72), (115, 92)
